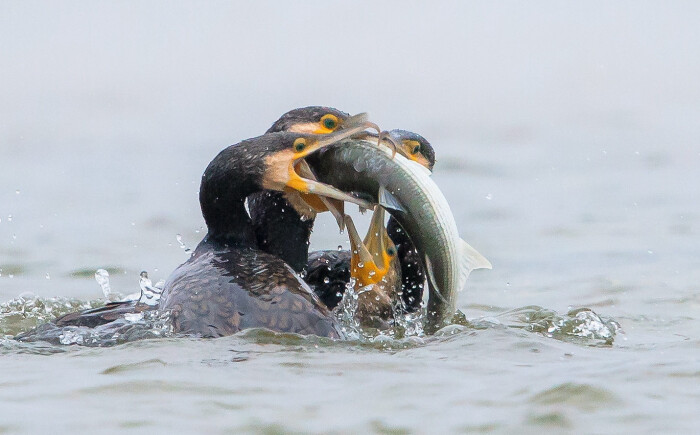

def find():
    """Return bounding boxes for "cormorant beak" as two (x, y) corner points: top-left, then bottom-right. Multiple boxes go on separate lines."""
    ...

(294, 159), (346, 231)
(363, 206), (391, 270)
(344, 208), (394, 288)
(267, 113), (387, 211)
(263, 114), (379, 210)
(292, 118), (379, 208)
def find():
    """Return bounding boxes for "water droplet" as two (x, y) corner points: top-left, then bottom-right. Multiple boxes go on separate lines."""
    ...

(12, 234), (17, 240)
(176, 234), (191, 253)
(368, 270), (376, 277)
(337, 245), (343, 251)
(357, 262), (364, 269)
(323, 277), (330, 284)
(45, 273), (50, 280)
(647, 250), (653, 255)
(485, 193), (493, 200)
(7, 214), (13, 222)
(15, 190), (20, 195)
(131, 222), (136, 226)
(9, 274), (14, 279)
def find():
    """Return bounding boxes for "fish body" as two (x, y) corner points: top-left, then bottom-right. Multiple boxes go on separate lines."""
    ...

(306, 140), (491, 331)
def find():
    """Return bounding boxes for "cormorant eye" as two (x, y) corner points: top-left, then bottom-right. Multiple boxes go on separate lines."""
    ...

(403, 140), (421, 155)
(320, 114), (339, 131)
(293, 138), (307, 153)
(387, 246), (397, 257)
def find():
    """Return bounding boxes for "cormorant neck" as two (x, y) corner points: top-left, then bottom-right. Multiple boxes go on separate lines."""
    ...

(199, 143), (264, 249)
(248, 191), (313, 272)
(203, 198), (257, 248)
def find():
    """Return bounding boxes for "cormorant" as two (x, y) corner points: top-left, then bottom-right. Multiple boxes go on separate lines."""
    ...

(247, 107), (436, 311)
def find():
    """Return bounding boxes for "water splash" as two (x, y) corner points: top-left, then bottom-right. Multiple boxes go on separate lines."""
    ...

(333, 280), (426, 342)
(0, 295), (100, 337)
(334, 281), (362, 339)
(485, 305), (621, 346)
(95, 269), (115, 300)
(137, 271), (164, 307)
(23, 310), (174, 347)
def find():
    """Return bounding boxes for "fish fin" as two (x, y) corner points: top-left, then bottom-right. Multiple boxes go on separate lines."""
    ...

(424, 255), (448, 304)
(456, 239), (492, 292)
(378, 186), (406, 213)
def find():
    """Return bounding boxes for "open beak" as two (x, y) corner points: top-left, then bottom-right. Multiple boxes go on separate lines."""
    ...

(345, 215), (380, 288)
(363, 205), (389, 270)
(345, 215), (376, 268)
(285, 114), (381, 210)
(344, 207), (394, 288)
(295, 159), (346, 231)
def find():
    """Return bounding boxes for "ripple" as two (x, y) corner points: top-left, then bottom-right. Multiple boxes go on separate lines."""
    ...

(101, 358), (168, 375)
(531, 382), (620, 411)
(526, 411), (571, 428)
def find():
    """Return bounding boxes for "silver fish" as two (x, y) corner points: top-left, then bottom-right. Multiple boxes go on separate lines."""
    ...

(306, 140), (492, 332)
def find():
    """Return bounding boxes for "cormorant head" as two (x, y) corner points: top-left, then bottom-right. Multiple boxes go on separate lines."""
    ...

(388, 129), (436, 170)
(264, 107), (384, 226)
(267, 106), (351, 135)
(201, 120), (376, 240)
(259, 114), (376, 205)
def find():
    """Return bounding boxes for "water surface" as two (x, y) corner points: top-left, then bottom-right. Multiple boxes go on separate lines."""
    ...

(1, 2), (699, 433)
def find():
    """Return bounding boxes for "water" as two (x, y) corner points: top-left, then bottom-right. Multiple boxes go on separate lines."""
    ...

(2, 2), (700, 433)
